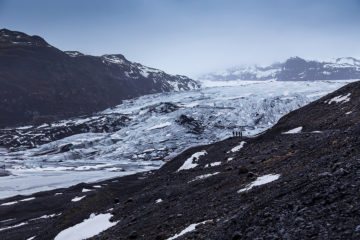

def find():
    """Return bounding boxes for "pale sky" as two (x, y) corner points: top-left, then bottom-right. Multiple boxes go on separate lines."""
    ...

(1, 0), (360, 78)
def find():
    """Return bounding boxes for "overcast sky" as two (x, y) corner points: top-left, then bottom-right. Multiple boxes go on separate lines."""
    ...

(1, 0), (360, 77)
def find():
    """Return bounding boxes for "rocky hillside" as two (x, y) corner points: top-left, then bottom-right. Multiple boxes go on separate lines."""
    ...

(1, 81), (360, 239)
(201, 56), (360, 82)
(0, 29), (199, 127)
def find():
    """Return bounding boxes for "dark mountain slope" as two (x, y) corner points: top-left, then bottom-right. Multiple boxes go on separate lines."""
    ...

(0, 29), (199, 127)
(1, 82), (360, 239)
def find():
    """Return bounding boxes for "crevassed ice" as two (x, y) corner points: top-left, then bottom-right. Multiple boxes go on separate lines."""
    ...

(0, 80), (354, 198)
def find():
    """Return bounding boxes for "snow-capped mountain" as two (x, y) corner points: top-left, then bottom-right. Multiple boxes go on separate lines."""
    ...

(0, 29), (199, 127)
(200, 57), (360, 82)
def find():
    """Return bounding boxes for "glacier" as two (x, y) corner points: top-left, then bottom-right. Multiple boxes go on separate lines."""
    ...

(0, 80), (356, 199)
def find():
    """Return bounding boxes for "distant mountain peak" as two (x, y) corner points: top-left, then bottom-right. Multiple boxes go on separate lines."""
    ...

(64, 51), (85, 57)
(199, 56), (360, 82)
(0, 29), (199, 127)
(101, 54), (128, 64)
(0, 28), (50, 47)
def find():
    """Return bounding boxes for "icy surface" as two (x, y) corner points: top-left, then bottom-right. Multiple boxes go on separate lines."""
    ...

(0, 222), (28, 232)
(238, 174), (280, 193)
(283, 127), (303, 134)
(189, 172), (220, 182)
(0, 80), (354, 198)
(71, 196), (86, 202)
(326, 93), (351, 104)
(205, 162), (221, 167)
(54, 213), (118, 240)
(166, 220), (209, 240)
(230, 141), (246, 152)
(1, 201), (18, 206)
(177, 151), (207, 172)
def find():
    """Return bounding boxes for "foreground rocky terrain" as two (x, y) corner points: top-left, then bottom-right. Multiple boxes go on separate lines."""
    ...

(0, 29), (199, 127)
(1, 81), (360, 239)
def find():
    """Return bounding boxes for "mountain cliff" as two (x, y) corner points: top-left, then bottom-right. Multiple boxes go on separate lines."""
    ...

(0, 29), (199, 127)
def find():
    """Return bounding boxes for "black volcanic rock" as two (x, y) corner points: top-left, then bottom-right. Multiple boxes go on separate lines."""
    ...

(176, 114), (205, 134)
(0, 29), (199, 127)
(0, 113), (130, 151)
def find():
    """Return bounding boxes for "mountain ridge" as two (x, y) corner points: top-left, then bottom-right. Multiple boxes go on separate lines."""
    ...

(0, 29), (199, 127)
(200, 56), (360, 82)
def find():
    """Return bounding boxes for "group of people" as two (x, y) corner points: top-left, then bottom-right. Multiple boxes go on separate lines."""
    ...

(232, 131), (243, 138)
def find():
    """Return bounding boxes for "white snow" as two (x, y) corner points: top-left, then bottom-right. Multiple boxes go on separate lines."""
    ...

(65, 52), (82, 58)
(54, 213), (118, 240)
(155, 199), (163, 204)
(167, 81), (181, 91)
(71, 196), (86, 202)
(147, 122), (172, 131)
(189, 172), (220, 183)
(15, 125), (32, 130)
(102, 55), (125, 65)
(282, 127), (303, 134)
(1, 201), (18, 206)
(346, 111), (352, 115)
(27, 236), (36, 240)
(227, 157), (234, 162)
(238, 174), (280, 193)
(311, 131), (322, 133)
(166, 220), (209, 240)
(229, 141), (246, 153)
(30, 213), (61, 221)
(326, 93), (351, 104)
(0, 218), (15, 223)
(0, 222), (28, 232)
(177, 151), (207, 172)
(82, 188), (92, 193)
(20, 197), (35, 202)
(205, 162), (221, 167)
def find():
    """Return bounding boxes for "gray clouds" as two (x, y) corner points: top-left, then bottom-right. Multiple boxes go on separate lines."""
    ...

(0, 0), (359, 77)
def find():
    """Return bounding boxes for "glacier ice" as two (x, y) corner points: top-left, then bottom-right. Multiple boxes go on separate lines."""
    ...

(0, 80), (355, 198)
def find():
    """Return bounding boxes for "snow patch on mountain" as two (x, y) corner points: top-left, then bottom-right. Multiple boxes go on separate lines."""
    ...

(229, 141), (246, 153)
(326, 93), (351, 104)
(54, 213), (118, 240)
(238, 174), (280, 193)
(166, 220), (210, 240)
(189, 172), (220, 183)
(177, 151), (207, 172)
(282, 127), (303, 134)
